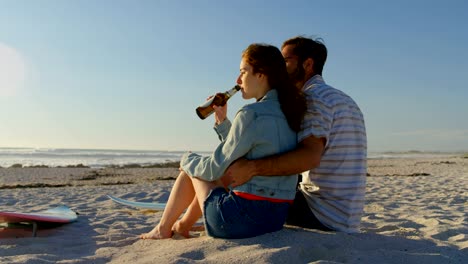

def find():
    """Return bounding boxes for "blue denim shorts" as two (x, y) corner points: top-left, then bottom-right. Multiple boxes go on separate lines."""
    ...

(203, 187), (290, 239)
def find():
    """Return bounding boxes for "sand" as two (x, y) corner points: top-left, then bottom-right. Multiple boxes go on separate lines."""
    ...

(0, 156), (467, 263)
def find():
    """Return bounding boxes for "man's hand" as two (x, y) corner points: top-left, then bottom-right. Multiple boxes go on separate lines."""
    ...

(221, 158), (255, 187)
(221, 135), (325, 188)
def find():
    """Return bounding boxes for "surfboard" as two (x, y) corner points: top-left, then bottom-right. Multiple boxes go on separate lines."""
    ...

(107, 195), (166, 210)
(0, 205), (77, 224)
(0, 205), (77, 237)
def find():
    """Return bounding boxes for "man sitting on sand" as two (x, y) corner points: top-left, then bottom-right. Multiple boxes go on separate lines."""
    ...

(223, 36), (367, 233)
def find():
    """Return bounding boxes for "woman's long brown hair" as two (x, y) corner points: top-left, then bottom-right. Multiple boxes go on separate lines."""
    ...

(242, 43), (306, 132)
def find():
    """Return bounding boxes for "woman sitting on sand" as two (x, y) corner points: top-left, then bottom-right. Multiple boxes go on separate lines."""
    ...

(140, 43), (306, 239)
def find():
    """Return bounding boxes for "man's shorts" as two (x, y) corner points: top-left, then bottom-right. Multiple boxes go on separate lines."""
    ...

(285, 189), (333, 231)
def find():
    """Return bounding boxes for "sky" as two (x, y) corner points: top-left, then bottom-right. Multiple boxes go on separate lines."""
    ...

(0, 0), (467, 152)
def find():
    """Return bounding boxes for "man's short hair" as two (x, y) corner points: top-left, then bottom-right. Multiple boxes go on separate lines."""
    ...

(282, 36), (327, 76)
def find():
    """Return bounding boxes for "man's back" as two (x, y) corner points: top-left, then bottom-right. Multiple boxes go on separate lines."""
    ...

(299, 75), (367, 233)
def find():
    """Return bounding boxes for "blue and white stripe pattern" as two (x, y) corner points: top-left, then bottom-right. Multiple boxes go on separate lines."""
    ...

(299, 75), (367, 233)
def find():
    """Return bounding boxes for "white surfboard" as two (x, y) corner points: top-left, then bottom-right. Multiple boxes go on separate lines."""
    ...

(107, 195), (166, 210)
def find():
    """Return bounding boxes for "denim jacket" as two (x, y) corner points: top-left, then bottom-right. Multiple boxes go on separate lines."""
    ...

(180, 89), (298, 200)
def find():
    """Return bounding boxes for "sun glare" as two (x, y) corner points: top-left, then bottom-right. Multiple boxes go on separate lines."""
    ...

(0, 42), (27, 96)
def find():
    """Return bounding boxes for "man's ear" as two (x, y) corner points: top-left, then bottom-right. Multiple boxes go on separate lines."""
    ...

(303, 58), (314, 74)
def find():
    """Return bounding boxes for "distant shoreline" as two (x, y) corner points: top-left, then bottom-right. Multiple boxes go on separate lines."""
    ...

(0, 161), (181, 169)
(2, 146), (466, 153)
(367, 151), (468, 159)
(1, 152), (467, 169)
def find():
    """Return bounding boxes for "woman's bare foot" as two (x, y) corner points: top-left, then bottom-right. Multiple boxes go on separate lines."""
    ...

(172, 221), (191, 238)
(139, 224), (173, 239)
(172, 221), (206, 238)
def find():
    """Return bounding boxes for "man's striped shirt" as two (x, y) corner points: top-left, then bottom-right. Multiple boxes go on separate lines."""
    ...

(298, 75), (367, 233)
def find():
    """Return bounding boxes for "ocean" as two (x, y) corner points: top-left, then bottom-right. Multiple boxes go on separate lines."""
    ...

(0, 147), (463, 168)
(0, 148), (211, 168)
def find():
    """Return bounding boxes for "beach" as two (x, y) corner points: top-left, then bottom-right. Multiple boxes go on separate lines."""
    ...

(0, 155), (467, 263)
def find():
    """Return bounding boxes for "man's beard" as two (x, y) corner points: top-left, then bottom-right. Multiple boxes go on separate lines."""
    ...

(289, 64), (305, 84)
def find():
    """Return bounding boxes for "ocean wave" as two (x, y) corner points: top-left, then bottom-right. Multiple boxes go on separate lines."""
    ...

(0, 148), (211, 168)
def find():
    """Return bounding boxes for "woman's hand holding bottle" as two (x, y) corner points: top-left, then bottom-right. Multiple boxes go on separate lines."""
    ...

(213, 104), (227, 125)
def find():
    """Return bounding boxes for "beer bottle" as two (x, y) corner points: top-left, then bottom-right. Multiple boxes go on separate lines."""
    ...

(196, 85), (241, 119)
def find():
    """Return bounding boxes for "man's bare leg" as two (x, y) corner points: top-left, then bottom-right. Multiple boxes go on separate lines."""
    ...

(140, 171), (195, 239)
